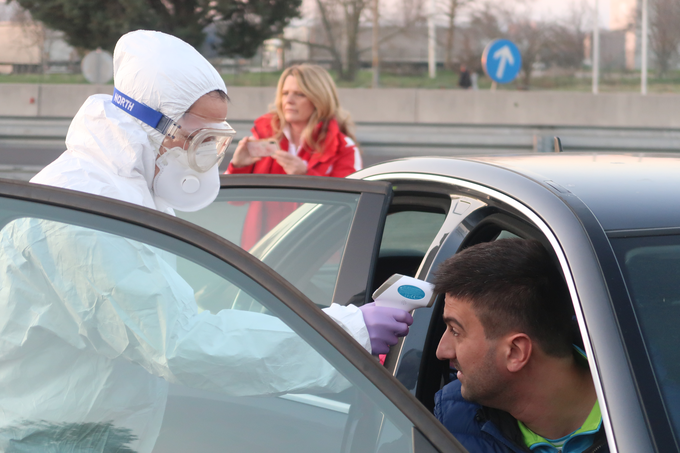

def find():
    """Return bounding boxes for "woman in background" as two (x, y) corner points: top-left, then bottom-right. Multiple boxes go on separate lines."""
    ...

(227, 64), (362, 177)
(226, 64), (362, 249)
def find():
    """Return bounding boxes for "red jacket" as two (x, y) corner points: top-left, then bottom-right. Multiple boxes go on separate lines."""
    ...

(226, 113), (362, 177)
(226, 114), (362, 250)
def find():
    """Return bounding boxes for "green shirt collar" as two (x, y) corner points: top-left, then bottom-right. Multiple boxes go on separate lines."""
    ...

(518, 345), (600, 449)
(518, 398), (601, 449)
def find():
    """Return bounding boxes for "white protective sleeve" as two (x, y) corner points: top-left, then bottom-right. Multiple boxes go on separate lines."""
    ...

(0, 217), (379, 453)
(323, 303), (371, 354)
(0, 218), (362, 396)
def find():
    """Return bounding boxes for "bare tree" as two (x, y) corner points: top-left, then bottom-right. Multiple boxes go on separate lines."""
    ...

(648, 0), (680, 76)
(543, 0), (590, 69)
(286, 0), (426, 81)
(371, 0), (379, 86)
(509, 19), (547, 87)
(358, 0), (426, 76)
(439, 0), (473, 70)
(455, 2), (503, 72)
(279, 0), (367, 80)
(311, 0), (370, 80)
(400, 0), (426, 25)
(458, 1), (549, 87)
(7, 5), (49, 72)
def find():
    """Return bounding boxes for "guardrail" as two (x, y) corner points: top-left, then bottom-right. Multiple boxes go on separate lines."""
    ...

(3, 116), (679, 152)
(3, 117), (680, 181)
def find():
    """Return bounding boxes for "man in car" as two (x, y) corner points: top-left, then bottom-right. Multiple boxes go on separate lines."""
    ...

(433, 239), (608, 453)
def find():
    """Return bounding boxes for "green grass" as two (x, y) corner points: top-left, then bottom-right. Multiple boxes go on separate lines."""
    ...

(220, 70), (285, 87)
(3, 68), (680, 93)
(0, 73), (89, 84)
(219, 68), (680, 93)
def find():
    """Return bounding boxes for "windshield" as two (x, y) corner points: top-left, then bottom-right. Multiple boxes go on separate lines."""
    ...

(611, 234), (680, 436)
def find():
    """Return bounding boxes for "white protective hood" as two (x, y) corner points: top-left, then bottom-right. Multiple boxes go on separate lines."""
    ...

(30, 30), (227, 213)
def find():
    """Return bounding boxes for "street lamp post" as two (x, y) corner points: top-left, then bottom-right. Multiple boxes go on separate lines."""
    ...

(428, 0), (436, 78)
(641, 0), (648, 94)
(372, 0), (380, 88)
(592, 0), (599, 94)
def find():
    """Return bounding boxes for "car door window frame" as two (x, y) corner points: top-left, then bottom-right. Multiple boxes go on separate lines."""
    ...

(215, 175), (393, 306)
(0, 178), (463, 453)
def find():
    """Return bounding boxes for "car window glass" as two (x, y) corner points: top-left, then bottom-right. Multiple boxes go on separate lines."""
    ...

(380, 211), (447, 256)
(372, 210), (446, 292)
(612, 235), (680, 438)
(496, 230), (521, 240)
(178, 188), (360, 307)
(0, 198), (419, 453)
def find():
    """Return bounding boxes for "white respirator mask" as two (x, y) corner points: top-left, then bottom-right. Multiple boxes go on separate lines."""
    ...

(152, 112), (235, 212)
(153, 147), (220, 212)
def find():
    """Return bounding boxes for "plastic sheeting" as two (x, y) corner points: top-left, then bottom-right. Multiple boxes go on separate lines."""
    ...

(0, 218), (365, 452)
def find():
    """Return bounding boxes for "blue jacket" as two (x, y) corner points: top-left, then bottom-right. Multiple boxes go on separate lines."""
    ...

(434, 380), (609, 453)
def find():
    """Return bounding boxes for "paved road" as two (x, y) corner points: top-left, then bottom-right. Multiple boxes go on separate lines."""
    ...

(1, 139), (64, 181)
(0, 138), (405, 181)
(2, 139), (66, 165)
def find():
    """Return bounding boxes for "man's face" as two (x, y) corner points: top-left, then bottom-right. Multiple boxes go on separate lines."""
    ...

(160, 94), (229, 152)
(436, 294), (507, 405)
(156, 94), (229, 175)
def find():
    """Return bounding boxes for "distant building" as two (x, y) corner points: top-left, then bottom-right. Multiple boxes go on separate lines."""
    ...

(609, 0), (638, 69)
(0, 23), (42, 66)
(584, 29), (628, 70)
(610, 0), (637, 30)
(0, 5), (77, 75)
(0, 0), (22, 21)
(608, 0), (680, 71)
(609, 0), (640, 70)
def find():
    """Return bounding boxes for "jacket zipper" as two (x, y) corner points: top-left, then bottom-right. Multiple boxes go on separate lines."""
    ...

(583, 440), (606, 453)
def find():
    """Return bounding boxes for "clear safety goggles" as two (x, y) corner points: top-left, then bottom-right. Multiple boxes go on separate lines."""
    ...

(168, 112), (236, 173)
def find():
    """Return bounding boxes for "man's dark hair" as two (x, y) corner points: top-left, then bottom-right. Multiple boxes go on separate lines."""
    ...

(207, 89), (230, 102)
(433, 239), (573, 358)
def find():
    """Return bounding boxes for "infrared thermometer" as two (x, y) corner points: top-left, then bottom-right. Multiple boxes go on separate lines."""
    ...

(372, 274), (436, 312)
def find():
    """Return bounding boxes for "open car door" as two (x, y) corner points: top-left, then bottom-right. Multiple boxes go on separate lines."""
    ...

(0, 178), (464, 453)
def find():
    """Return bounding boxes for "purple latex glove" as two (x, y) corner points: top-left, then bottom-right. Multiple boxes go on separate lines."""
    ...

(359, 302), (414, 355)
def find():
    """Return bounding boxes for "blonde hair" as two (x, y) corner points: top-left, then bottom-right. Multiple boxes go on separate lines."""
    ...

(271, 64), (358, 154)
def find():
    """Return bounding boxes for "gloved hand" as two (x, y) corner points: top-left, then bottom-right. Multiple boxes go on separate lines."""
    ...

(359, 302), (414, 355)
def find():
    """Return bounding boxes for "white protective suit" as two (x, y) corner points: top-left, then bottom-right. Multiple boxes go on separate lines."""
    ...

(0, 30), (370, 453)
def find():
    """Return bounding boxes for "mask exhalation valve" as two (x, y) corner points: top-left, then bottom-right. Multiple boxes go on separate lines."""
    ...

(181, 175), (200, 194)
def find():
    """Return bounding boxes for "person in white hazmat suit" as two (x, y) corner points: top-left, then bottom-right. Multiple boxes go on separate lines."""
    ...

(0, 30), (414, 453)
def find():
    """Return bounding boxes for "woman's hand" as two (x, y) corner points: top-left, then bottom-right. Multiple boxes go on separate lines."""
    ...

(229, 137), (261, 168)
(272, 150), (308, 175)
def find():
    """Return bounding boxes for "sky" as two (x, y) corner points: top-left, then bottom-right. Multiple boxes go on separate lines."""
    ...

(532, 0), (611, 28)
(347, 0), (615, 30)
(1, 0), (614, 30)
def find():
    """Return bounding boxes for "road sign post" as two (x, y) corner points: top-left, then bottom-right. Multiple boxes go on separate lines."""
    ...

(481, 39), (522, 87)
(81, 49), (113, 84)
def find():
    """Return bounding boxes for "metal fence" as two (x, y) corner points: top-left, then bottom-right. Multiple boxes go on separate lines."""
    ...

(3, 117), (680, 181)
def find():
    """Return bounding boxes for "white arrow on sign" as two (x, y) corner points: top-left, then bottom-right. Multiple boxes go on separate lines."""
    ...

(493, 45), (515, 79)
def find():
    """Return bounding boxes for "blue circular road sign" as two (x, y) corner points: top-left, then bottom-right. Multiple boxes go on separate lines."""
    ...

(482, 39), (522, 84)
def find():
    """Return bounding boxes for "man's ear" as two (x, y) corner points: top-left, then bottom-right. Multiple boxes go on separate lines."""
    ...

(504, 333), (532, 373)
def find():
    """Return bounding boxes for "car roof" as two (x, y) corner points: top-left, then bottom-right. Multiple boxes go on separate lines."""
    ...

(365, 152), (680, 232)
